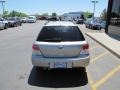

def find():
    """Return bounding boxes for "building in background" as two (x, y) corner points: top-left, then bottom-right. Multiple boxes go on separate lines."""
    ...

(106, 0), (120, 38)
(62, 12), (85, 21)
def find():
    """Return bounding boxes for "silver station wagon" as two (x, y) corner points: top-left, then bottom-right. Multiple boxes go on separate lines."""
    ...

(32, 21), (90, 69)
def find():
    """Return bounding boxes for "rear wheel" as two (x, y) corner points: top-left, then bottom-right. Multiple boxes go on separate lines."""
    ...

(89, 25), (92, 29)
(20, 23), (22, 26)
(14, 23), (17, 27)
(88, 25), (90, 29)
(97, 27), (101, 30)
(4, 24), (8, 29)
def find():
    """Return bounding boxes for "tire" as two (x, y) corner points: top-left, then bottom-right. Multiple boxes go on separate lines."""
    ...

(14, 23), (17, 27)
(97, 27), (101, 30)
(88, 25), (90, 29)
(89, 25), (91, 29)
(92, 26), (94, 30)
(20, 23), (22, 26)
(4, 24), (8, 29)
(90, 26), (92, 29)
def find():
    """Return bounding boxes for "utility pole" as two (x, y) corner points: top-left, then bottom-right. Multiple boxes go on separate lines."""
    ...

(0, 1), (5, 15)
(91, 0), (98, 18)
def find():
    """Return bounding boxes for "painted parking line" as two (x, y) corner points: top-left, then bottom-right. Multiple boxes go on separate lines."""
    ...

(94, 64), (120, 88)
(87, 64), (120, 90)
(87, 70), (97, 90)
(90, 51), (108, 63)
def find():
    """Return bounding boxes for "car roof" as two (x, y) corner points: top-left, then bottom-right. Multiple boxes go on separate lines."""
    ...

(45, 21), (77, 26)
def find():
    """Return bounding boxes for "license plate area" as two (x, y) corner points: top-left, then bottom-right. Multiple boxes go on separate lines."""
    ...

(54, 62), (66, 68)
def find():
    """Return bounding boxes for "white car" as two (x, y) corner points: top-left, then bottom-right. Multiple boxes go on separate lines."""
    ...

(21, 17), (28, 23)
(32, 21), (90, 70)
(0, 18), (9, 30)
(27, 16), (36, 23)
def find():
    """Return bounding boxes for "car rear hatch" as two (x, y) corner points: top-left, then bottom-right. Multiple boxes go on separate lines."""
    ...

(35, 41), (88, 58)
(34, 26), (87, 58)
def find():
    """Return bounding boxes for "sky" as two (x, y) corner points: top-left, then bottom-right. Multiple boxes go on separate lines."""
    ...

(0, 0), (108, 17)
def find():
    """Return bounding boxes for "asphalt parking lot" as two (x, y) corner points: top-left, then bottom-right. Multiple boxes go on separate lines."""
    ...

(78, 24), (120, 90)
(0, 21), (120, 90)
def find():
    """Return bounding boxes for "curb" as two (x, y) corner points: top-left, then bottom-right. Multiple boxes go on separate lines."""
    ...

(86, 33), (120, 59)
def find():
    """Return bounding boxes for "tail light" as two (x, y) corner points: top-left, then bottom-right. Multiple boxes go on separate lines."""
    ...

(32, 44), (40, 51)
(83, 44), (89, 50)
(32, 44), (42, 55)
(80, 43), (89, 56)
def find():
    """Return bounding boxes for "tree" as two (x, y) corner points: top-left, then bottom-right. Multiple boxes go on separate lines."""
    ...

(100, 9), (107, 20)
(3, 11), (9, 18)
(52, 12), (57, 17)
(80, 14), (85, 20)
(2, 10), (27, 18)
(8, 10), (18, 17)
(19, 12), (27, 17)
(42, 13), (48, 17)
(84, 11), (93, 19)
(88, 14), (93, 18)
(7, 10), (27, 17)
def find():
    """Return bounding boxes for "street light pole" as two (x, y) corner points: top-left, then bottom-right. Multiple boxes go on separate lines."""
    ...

(0, 1), (5, 15)
(91, 0), (98, 18)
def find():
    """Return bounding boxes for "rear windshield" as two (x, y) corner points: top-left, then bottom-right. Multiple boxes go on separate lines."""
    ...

(37, 26), (85, 42)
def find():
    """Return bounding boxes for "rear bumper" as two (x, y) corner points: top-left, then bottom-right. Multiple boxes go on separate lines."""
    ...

(32, 55), (90, 68)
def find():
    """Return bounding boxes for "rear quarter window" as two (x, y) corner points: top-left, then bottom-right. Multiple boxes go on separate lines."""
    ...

(37, 26), (85, 42)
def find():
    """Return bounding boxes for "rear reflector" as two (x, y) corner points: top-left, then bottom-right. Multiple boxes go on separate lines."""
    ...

(32, 44), (40, 51)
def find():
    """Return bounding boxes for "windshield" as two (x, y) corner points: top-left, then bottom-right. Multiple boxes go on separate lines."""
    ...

(28, 17), (34, 19)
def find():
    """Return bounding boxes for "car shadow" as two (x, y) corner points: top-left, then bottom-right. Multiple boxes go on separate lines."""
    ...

(28, 67), (88, 88)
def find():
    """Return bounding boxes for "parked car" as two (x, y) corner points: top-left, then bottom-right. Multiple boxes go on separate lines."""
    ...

(85, 19), (91, 28)
(100, 21), (106, 29)
(38, 16), (47, 20)
(47, 17), (60, 21)
(8, 17), (22, 27)
(85, 19), (101, 30)
(21, 17), (28, 23)
(27, 16), (36, 23)
(76, 19), (84, 24)
(0, 18), (9, 30)
(32, 21), (90, 70)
